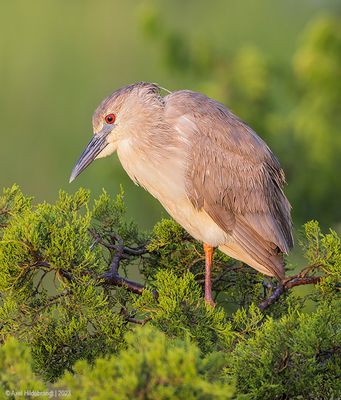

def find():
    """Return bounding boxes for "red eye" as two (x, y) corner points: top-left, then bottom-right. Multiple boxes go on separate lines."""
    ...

(105, 113), (116, 124)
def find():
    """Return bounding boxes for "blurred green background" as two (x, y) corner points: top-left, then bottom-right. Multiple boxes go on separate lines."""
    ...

(0, 0), (340, 232)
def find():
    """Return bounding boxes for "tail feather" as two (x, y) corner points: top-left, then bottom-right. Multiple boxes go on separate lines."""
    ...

(219, 226), (285, 280)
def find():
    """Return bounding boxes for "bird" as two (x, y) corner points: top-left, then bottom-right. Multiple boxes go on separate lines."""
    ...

(70, 82), (293, 306)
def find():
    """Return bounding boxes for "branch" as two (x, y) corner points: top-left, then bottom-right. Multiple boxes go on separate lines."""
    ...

(259, 274), (321, 311)
(94, 231), (146, 294)
(99, 272), (144, 295)
(21, 237), (146, 297)
(317, 346), (341, 364)
(22, 289), (72, 328)
(108, 235), (124, 275)
(285, 275), (321, 289)
(89, 228), (148, 257)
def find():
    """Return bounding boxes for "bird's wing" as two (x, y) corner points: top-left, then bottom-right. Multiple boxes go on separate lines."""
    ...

(165, 91), (293, 278)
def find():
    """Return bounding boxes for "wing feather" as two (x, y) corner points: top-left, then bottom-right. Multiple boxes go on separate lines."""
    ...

(165, 90), (293, 278)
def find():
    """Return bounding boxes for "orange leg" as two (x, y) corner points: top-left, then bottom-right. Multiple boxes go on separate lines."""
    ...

(203, 243), (215, 307)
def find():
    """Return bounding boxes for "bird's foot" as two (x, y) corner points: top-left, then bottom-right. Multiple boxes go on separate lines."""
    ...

(204, 295), (216, 308)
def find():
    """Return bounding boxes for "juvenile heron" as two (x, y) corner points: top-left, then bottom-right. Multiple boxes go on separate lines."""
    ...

(70, 82), (293, 306)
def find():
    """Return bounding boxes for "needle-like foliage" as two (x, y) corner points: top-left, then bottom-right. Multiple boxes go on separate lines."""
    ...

(0, 185), (340, 399)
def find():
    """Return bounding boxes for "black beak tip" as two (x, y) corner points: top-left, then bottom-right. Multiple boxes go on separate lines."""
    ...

(69, 129), (110, 184)
(69, 167), (79, 183)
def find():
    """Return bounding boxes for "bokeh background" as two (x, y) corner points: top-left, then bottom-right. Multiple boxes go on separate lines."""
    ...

(0, 0), (340, 235)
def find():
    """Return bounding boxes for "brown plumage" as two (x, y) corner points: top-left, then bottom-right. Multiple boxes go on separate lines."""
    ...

(70, 82), (294, 305)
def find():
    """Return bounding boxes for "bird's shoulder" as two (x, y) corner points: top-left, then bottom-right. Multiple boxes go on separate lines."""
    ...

(164, 90), (279, 165)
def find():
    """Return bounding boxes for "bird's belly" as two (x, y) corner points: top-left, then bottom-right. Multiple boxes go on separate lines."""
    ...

(117, 141), (228, 246)
(161, 197), (229, 247)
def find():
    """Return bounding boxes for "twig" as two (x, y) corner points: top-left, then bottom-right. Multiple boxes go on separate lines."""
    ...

(125, 316), (152, 325)
(120, 307), (151, 325)
(123, 246), (148, 256)
(89, 228), (148, 256)
(259, 275), (321, 311)
(187, 257), (204, 270)
(23, 289), (72, 327)
(32, 270), (49, 296)
(59, 269), (74, 282)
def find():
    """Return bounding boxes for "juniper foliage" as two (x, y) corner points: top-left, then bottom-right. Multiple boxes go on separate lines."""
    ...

(0, 185), (340, 399)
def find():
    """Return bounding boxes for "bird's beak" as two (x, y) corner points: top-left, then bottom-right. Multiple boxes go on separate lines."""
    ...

(69, 127), (111, 183)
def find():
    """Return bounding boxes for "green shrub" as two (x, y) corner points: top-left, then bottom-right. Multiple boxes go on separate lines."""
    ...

(59, 326), (234, 400)
(0, 185), (340, 399)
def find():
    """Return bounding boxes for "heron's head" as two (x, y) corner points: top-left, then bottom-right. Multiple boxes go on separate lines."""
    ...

(69, 82), (162, 183)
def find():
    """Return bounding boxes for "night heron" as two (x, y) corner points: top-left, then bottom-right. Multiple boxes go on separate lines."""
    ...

(70, 82), (293, 306)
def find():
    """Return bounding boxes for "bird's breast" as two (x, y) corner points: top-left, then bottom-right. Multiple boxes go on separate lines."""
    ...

(117, 137), (186, 199)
